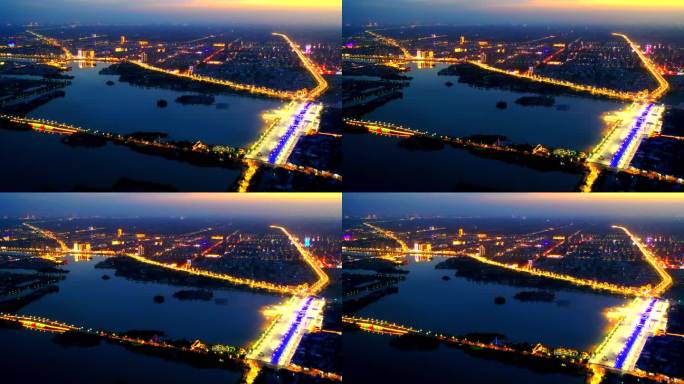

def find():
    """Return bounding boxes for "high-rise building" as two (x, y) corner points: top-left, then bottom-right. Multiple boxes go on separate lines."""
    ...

(120, 35), (126, 45)
(117, 228), (123, 237)
(460, 35), (466, 45)
(458, 228), (464, 237)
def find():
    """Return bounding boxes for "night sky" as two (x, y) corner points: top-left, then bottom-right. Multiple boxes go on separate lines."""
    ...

(344, 193), (684, 219)
(2, 0), (341, 26)
(0, 193), (341, 219)
(344, 0), (684, 26)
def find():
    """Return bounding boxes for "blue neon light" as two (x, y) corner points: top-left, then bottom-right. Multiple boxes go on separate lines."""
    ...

(270, 296), (314, 365)
(267, 102), (313, 164)
(609, 104), (653, 168)
(613, 298), (656, 369)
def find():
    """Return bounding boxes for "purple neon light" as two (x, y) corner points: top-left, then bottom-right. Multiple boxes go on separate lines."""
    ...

(268, 102), (312, 164)
(270, 296), (314, 365)
(614, 298), (656, 369)
(609, 104), (653, 168)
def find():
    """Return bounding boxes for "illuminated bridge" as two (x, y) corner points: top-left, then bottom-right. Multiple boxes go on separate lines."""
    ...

(0, 313), (79, 333)
(247, 296), (325, 367)
(246, 102), (323, 166)
(1, 115), (84, 135)
(590, 298), (669, 372)
(588, 103), (664, 171)
(344, 118), (422, 138)
(342, 316), (581, 361)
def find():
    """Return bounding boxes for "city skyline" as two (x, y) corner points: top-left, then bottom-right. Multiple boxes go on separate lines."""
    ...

(344, 0), (684, 26)
(0, 193), (341, 219)
(344, 193), (684, 218)
(2, 0), (342, 26)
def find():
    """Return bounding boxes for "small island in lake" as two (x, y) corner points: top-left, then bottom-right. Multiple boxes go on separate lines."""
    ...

(153, 295), (165, 304)
(157, 99), (168, 108)
(101, 275), (110, 280)
(494, 296), (506, 305)
(105, 80), (115, 86)
(496, 101), (508, 109)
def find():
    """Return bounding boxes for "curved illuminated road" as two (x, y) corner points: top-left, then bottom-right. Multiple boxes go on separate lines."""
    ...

(351, 223), (679, 383)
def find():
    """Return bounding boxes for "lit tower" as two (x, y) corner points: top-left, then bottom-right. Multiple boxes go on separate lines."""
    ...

(117, 228), (123, 237)
(120, 35), (126, 45)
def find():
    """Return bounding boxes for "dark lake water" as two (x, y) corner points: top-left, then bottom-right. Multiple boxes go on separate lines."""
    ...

(364, 63), (623, 151)
(354, 257), (626, 350)
(27, 62), (283, 147)
(345, 331), (586, 384)
(344, 133), (584, 191)
(346, 256), (627, 384)
(1, 255), (284, 383)
(0, 60), (289, 191)
(344, 62), (628, 191)
(19, 255), (282, 345)
(0, 129), (241, 191)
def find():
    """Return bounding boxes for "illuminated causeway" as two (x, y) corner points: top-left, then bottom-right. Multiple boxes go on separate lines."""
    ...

(590, 297), (669, 372)
(246, 102), (323, 166)
(247, 296), (325, 367)
(588, 103), (664, 170)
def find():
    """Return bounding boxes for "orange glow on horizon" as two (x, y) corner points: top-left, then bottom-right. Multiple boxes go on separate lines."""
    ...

(495, 0), (684, 10)
(146, 0), (340, 12)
